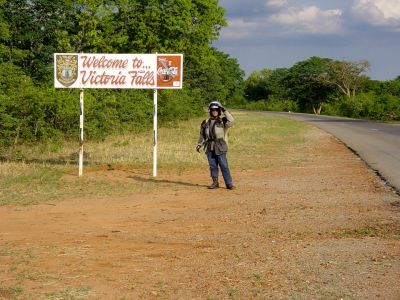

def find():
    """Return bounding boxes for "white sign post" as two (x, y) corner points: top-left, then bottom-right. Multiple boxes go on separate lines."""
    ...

(79, 88), (84, 177)
(54, 53), (183, 177)
(153, 89), (158, 177)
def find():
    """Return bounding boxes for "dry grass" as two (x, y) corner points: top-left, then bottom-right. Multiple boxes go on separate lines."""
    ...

(0, 111), (310, 205)
(84, 111), (309, 170)
(2, 112), (398, 299)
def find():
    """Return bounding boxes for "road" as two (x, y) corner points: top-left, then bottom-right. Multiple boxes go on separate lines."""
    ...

(263, 112), (400, 194)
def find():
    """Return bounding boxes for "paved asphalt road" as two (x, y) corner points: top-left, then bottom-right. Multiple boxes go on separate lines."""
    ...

(262, 112), (400, 194)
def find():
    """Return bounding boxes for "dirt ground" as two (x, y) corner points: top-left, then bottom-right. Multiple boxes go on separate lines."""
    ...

(1, 128), (400, 300)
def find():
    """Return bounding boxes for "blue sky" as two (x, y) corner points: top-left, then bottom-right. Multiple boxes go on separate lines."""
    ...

(214, 0), (400, 80)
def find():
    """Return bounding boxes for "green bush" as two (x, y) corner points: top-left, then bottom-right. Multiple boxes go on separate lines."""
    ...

(324, 92), (400, 121)
(0, 62), (65, 146)
(226, 93), (247, 108)
(265, 96), (298, 112)
(0, 0), (243, 151)
(233, 97), (298, 112)
(244, 100), (269, 111)
(158, 88), (203, 125)
(0, 61), (205, 148)
(378, 93), (400, 121)
(0, 63), (204, 148)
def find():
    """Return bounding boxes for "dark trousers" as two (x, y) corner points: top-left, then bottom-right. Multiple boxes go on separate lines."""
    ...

(206, 151), (233, 186)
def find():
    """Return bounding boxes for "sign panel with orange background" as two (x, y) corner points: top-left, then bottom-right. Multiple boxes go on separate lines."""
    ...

(156, 54), (183, 88)
(54, 53), (183, 89)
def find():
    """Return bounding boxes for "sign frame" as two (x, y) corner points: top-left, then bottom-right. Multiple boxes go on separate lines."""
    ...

(54, 53), (183, 177)
(54, 53), (183, 89)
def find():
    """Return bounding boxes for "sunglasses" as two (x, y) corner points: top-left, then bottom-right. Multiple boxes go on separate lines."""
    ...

(210, 108), (219, 111)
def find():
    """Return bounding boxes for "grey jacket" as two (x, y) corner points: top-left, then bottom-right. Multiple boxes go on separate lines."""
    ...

(197, 110), (234, 155)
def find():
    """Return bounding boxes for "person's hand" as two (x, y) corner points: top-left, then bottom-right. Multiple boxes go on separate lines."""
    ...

(219, 104), (226, 112)
(196, 144), (202, 152)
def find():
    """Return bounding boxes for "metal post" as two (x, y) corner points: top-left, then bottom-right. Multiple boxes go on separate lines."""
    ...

(79, 88), (84, 177)
(153, 88), (158, 177)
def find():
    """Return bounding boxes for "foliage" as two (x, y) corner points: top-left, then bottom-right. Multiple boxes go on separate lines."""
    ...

(0, 0), (244, 148)
(243, 98), (298, 112)
(0, 62), (65, 146)
(244, 69), (273, 101)
(316, 60), (370, 98)
(241, 57), (336, 115)
(242, 56), (399, 121)
(284, 57), (337, 114)
(0, 112), (310, 205)
(211, 48), (245, 104)
(1, 0), (72, 81)
(324, 92), (400, 121)
(0, 63), (206, 147)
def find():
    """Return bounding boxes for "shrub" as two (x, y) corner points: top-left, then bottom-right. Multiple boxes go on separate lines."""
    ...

(0, 64), (205, 148)
(266, 96), (298, 112)
(234, 97), (298, 112)
(323, 92), (400, 121)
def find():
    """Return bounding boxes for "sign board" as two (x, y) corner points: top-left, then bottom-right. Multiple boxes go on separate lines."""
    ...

(54, 53), (183, 89)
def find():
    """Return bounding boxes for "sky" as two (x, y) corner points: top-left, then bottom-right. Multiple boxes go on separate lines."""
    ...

(213, 0), (400, 80)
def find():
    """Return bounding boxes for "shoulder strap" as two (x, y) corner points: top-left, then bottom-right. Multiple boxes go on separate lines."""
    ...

(210, 118), (218, 140)
(201, 118), (210, 140)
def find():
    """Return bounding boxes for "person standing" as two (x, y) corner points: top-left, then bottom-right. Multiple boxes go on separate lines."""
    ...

(196, 101), (235, 190)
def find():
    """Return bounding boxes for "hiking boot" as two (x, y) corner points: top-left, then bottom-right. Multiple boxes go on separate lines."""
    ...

(226, 184), (235, 190)
(208, 177), (219, 189)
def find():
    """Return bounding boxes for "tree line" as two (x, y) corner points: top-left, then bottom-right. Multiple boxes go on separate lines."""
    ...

(237, 56), (400, 121)
(1, 0), (398, 151)
(0, 0), (244, 148)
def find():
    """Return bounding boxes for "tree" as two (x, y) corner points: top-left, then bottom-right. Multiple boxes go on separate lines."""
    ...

(11, 0), (231, 101)
(212, 48), (244, 102)
(0, 0), (9, 62)
(244, 69), (273, 101)
(384, 77), (400, 97)
(1, 0), (75, 80)
(317, 60), (370, 98)
(0, 0), (245, 146)
(266, 68), (290, 100)
(285, 57), (337, 114)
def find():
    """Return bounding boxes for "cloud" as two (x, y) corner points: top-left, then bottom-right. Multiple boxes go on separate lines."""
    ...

(222, 18), (259, 38)
(266, 0), (288, 8)
(215, 0), (400, 79)
(352, 0), (400, 27)
(268, 5), (343, 34)
(220, 1), (344, 39)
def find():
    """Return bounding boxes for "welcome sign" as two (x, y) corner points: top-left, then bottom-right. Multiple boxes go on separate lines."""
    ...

(54, 53), (183, 89)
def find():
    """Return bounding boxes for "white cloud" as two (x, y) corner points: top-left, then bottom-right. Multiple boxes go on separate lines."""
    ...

(266, 0), (288, 8)
(219, 1), (344, 40)
(222, 18), (259, 38)
(215, 0), (400, 80)
(268, 5), (343, 34)
(352, 0), (400, 27)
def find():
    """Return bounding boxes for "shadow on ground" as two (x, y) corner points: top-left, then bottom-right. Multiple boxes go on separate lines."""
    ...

(128, 175), (208, 188)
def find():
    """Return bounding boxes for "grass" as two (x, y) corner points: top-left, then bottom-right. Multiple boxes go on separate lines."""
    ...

(226, 285), (238, 298)
(44, 286), (92, 300)
(0, 111), (310, 206)
(332, 225), (400, 239)
(0, 244), (38, 299)
(0, 162), (146, 205)
(0, 285), (23, 300)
